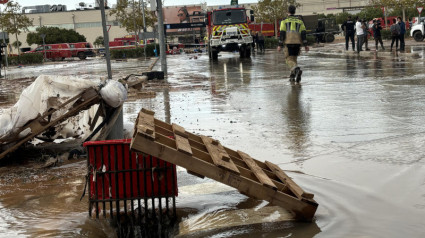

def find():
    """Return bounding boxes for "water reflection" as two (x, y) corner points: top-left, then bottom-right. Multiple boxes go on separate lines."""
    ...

(283, 86), (310, 159)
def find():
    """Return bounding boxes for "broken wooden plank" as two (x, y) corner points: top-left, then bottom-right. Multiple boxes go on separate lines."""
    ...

(175, 135), (193, 155)
(0, 89), (101, 160)
(172, 123), (188, 138)
(238, 151), (276, 190)
(201, 136), (239, 174)
(136, 111), (155, 140)
(265, 161), (314, 200)
(141, 108), (155, 116)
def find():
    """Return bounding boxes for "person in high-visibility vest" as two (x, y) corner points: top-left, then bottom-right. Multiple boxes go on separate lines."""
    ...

(277, 5), (309, 83)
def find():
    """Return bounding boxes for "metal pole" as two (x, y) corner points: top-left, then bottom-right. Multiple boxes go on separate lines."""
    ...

(99, 0), (112, 80)
(40, 34), (46, 62)
(156, 0), (167, 75)
(141, 0), (147, 60)
(132, 0), (137, 48)
(100, 0), (123, 140)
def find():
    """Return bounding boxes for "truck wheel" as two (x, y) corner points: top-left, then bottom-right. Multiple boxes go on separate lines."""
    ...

(245, 47), (251, 58)
(212, 51), (218, 60)
(413, 31), (424, 42)
(239, 47), (246, 58)
(78, 52), (87, 60)
(325, 34), (335, 43)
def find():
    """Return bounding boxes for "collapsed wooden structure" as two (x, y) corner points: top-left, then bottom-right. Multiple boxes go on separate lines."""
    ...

(130, 108), (318, 221)
(0, 88), (120, 161)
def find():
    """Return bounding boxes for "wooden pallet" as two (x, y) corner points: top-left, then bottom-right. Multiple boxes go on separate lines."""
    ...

(130, 108), (318, 221)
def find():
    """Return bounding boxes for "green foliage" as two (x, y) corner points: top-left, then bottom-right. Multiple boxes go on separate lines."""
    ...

(357, 6), (384, 21)
(335, 12), (353, 24)
(110, 43), (160, 59)
(252, 0), (300, 23)
(265, 37), (279, 48)
(2, 53), (43, 65)
(94, 36), (104, 47)
(26, 27), (86, 46)
(109, 0), (157, 35)
(0, 1), (33, 36)
(12, 40), (21, 49)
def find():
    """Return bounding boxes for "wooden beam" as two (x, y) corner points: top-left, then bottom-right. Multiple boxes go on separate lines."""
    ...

(175, 135), (193, 155)
(201, 136), (240, 174)
(238, 151), (276, 190)
(265, 161), (314, 200)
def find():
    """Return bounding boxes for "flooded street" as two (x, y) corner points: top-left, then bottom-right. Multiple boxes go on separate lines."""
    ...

(1, 42), (425, 237)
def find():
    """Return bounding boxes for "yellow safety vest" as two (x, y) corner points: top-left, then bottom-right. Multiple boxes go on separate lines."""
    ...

(280, 16), (306, 44)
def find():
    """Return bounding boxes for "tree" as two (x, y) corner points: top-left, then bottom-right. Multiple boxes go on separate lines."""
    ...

(109, 0), (157, 40)
(12, 40), (21, 49)
(94, 36), (104, 47)
(0, 1), (33, 57)
(252, 0), (300, 38)
(27, 27), (86, 45)
(370, 0), (425, 21)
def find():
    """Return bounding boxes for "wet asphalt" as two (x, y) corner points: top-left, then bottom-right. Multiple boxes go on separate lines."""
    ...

(1, 41), (425, 237)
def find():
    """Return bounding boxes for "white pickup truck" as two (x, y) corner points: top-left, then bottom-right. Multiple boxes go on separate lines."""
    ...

(411, 21), (424, 42)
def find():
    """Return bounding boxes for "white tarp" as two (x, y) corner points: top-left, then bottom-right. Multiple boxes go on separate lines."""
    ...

(0, 75), (127, 143)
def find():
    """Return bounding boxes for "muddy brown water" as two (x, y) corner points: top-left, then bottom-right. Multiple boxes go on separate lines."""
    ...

(1, 45), (425, 237)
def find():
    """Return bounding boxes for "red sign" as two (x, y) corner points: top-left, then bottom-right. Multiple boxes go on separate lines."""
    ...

(0, 0), (8, 4)
(417, 6), (423, 14)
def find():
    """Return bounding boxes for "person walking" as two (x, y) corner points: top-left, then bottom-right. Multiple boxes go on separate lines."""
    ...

(355, 17), (365, 53)
(397, 17), (406, 51)
(372, 19), (385, 51)
(257, 31), (265, 53)
(277, 5), (309, 83)
(341, 16), (355, 51)
(390, 18), (400, 51)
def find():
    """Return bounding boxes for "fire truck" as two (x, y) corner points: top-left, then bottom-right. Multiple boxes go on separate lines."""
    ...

(206, 6), (254, 60)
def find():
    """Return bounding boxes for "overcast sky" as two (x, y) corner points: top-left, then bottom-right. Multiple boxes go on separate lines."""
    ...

(6, 0), (258, 10)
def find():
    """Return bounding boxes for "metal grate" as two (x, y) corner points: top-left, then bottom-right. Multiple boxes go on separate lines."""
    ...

(84, 140), (177, 237)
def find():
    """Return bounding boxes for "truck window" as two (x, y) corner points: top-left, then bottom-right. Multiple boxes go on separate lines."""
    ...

(213, 9), (246, 25)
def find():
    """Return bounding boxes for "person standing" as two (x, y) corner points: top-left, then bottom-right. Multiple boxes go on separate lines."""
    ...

(390, 18), (400, 51)
(257, 31), (265, 53)
(341, 16), (355, 51)
(277, 5), (309, 83)
(355, 17), (365, 53)
(397, 17), (406, 51)
(362, 19), (371, 51)
(372, 19), (385, 51)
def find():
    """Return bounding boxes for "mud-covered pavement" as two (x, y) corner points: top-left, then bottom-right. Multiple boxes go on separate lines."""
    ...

(1, 41), (425, 237)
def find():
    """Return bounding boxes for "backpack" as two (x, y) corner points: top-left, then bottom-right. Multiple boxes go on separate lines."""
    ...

(391, 26), (399, 36)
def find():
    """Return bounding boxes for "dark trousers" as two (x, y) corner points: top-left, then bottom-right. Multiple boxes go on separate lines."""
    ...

(345, 31), (355, 50)
(399, 34), (405, 50)
(374, 36), (384, 50)
(258, 40), (265, 52)
(391, 35), (399, 49)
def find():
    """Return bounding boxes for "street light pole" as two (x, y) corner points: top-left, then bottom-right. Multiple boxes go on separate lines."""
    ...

(40, 33), (46, 62)
(141, 0), (147, 60)
(156, 0), (167, 75)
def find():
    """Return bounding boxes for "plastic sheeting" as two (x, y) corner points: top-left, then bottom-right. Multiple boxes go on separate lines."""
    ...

(0, 75), (127, 143)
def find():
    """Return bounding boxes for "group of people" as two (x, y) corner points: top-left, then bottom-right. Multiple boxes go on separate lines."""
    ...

(342, 16), (406, 52)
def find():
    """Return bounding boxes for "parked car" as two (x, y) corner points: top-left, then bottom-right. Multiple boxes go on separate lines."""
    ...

(69, 42), (95, 59)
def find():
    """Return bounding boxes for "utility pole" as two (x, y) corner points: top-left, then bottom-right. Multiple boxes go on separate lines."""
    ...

(157, 0), (167, 75)
(99, 0), (112, 80)
(141, 0), (147, 60)
(100, 0), (123, 139)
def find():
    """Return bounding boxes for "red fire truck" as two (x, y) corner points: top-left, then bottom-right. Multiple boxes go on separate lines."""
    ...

(27, 43), (72, 61)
